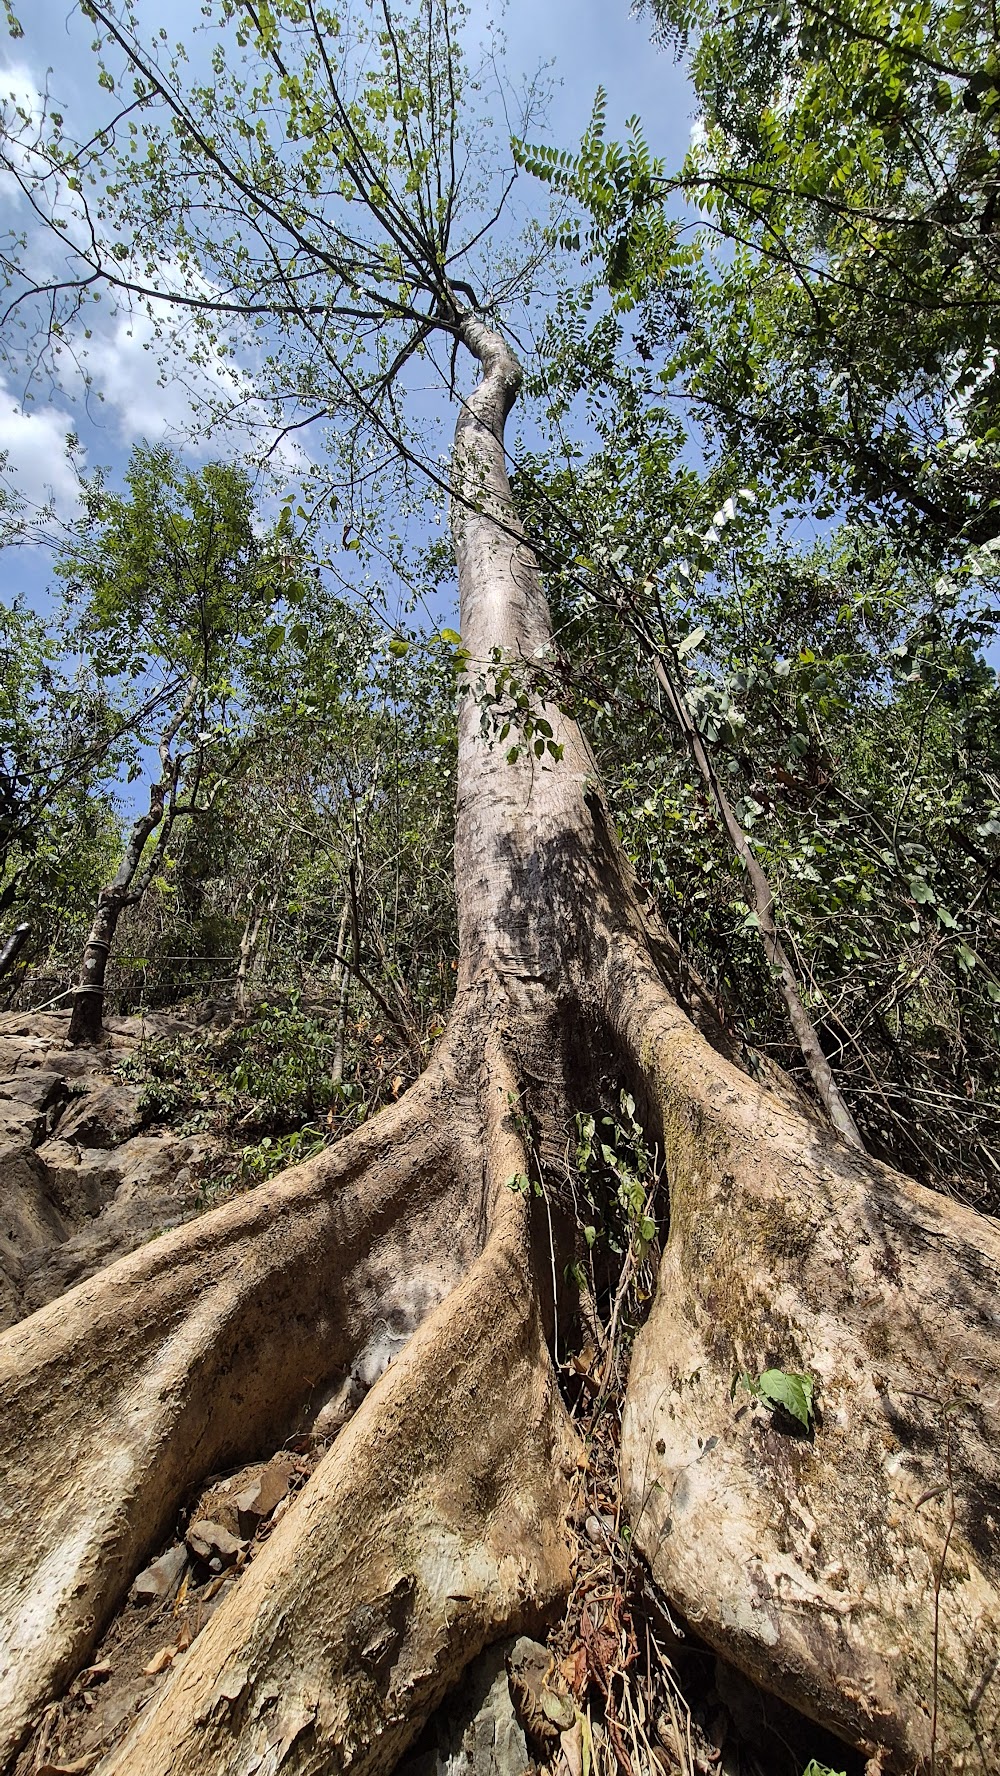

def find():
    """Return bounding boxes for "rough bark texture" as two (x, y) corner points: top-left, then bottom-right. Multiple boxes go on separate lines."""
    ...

(613, 949), (1000, 1769)
(68, 685), (193, 1045)
(1, 321), (999, 1776)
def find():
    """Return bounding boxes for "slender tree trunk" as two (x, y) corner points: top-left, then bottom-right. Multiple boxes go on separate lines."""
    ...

(236, 833), (293, 1014)
(331, 900), (351, 1082)
(67, 686), (199, 1044)
(0, 324), (999, 1776)
(0, 922), (30, 981)
(67, 780), (168, 1044)
(650, 646), (865, 1148)
(67, 891), (129, 1043)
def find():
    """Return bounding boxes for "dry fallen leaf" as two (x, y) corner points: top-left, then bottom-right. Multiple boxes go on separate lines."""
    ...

(143, 1646), (175, 1676)
(560, 1719), (584, 1776)
(558, 1648), (587, 1697)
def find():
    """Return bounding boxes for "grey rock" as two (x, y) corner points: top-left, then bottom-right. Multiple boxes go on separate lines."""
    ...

(130, 1541), (188, 1604)
(0, 1070), (65, 1116)
(54, 1081), (146, 1149)
(396, 1637), (545, 1776)
(187, 1518), (244, 1565)
(235, 1455), (296, 1536)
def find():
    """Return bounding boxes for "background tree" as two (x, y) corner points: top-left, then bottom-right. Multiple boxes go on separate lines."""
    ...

(506, 384), (1000, 1200)
(521, 0), (1000, 554)
(0, 598), (127, 993)
(57, 444), (287, 1040)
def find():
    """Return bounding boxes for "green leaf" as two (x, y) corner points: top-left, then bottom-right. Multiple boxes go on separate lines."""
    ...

(757, 1368), (815, 1430)
(676, 625), (706, 657)
(388, 637), (409, 657)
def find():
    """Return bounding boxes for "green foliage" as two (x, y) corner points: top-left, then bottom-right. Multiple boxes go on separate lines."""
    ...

(506, 1170), (541, 1197)
(733, 1366), (817, 1432)
(239, 1123), (330, 1183)
(0, 599), (125, 961)
(58, 445), (283, 692)
(510, 368), (1000, 1202)
(120, 998), (354, 1139)
(575, 1092), (658, 1262)
(525, 0), (1000, 551)
(801, 1763), (847, 1776)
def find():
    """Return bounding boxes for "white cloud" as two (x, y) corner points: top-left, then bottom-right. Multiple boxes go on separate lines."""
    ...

(0, 56), (311, 487)
(0, 379), (82, 516)
(81, 297), (309, 482)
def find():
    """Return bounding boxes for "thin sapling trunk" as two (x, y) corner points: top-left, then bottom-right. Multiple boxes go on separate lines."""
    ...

(68, 686), (196, 1044)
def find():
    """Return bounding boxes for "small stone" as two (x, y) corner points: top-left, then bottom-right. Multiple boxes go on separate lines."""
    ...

(130, 1542), (188, 1604)
(584, 1515), (603, 1544)
(186, 1518), (244, 1566)
(235, 1455), (296, 1536)
(313, 1375), (364, 1442)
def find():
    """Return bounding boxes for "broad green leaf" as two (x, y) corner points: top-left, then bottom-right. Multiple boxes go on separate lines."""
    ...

(758, 1369), (815, 1430)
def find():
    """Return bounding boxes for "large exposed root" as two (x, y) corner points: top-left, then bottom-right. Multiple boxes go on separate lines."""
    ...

(609, 944), (1000, 1771)
(0, 1045), (478, 1770)
(98, 1165), (578, 1776)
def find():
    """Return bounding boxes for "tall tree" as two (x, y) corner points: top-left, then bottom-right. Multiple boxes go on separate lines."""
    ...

(57, 445), (287, 1039)
(0, 7), (998, 1776)
(0, 598), (128, 983)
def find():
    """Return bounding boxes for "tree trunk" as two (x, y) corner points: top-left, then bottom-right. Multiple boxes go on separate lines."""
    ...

(67, 889), (128, 1043)
(68, 684), (198, 1044)
(68, 767), (171, 1043)
(1, 323), (999, 1776)
(649, 646), (864, 1148)
(0, 923), (30, 981)
(331, 900), (352, 1082)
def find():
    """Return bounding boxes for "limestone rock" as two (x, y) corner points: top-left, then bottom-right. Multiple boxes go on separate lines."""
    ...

(396, 1638), (540, 1776)
(186, 1519), (244, 1566)
(235, 1455), (296, 1536)
(54, 1080), (146, 1149)
(130, 1543), (189, 1604)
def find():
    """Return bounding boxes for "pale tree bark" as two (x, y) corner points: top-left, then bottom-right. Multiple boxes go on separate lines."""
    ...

(331, 899), (352, 1081)
(0, 321), (998, 1776)
(235, 833), (293, 1015)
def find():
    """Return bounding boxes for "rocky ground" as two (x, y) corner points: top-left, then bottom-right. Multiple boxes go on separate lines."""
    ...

(0, 1008), (221, 1330)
